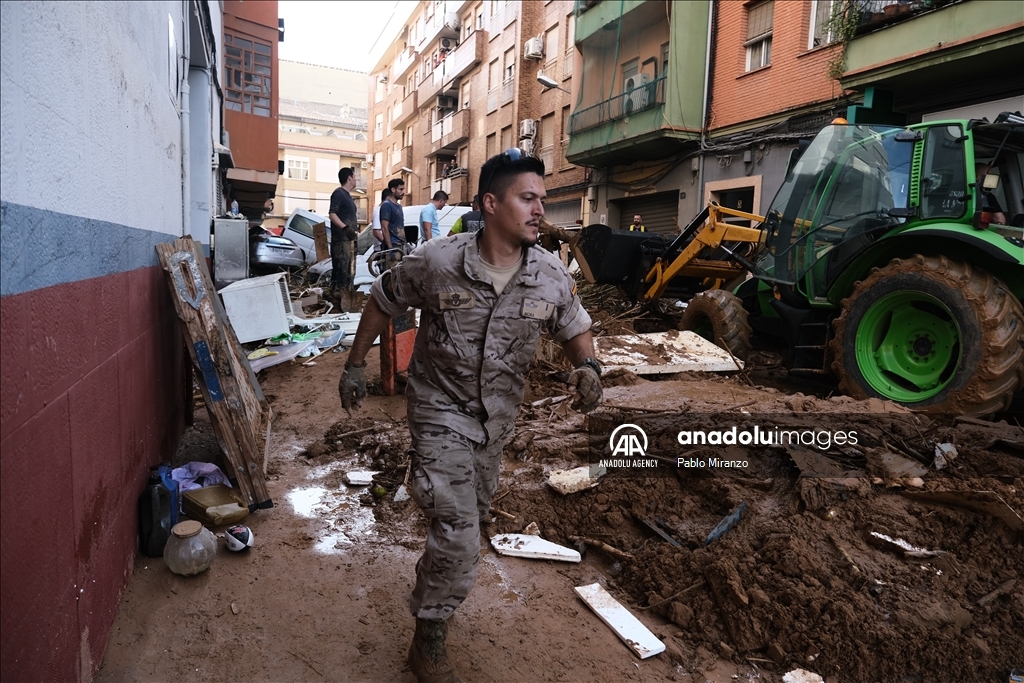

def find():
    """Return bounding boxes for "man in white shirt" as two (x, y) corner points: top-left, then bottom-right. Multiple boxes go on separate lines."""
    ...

(370, 188), (391, 252)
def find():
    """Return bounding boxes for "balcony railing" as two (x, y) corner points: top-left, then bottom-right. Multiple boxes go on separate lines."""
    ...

(431, 108), (470, 154)
(851, 0), (963, 35)
(503, 1), (518, 27)
(395, 90), (418, 126)
(392, 47), (418, 83)
(433, 30), (487, 89)
(430, 172), (469, 204)
(569, 75), (665, 134)
(539, 144), (554, 172)
(487, 86), (499, 113)
(500, 77), (514, 106)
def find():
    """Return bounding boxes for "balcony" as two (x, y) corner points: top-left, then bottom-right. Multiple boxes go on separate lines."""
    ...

(418, 65), (443, 104)
(430, 108), (470, 155)
(566, 76), (699, 166)
(430, 171), (470, 204)
(417, 11), (460, 53)
(395, 90), (418, 127)
(500, 77), (514, 106)
(575, 1), (656, 44)
(432, 30), (487, 91)
(392, 47), (418, 83)
(841, 0), (1023, 114)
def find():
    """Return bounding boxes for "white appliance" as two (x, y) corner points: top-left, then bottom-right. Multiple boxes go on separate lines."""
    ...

(218, 273), (290, 343)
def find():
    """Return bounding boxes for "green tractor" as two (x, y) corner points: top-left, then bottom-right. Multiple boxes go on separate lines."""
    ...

(573, 113), (1024, 416)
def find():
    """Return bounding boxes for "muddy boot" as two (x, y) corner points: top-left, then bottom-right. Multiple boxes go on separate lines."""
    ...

(408, 618), (461, 683)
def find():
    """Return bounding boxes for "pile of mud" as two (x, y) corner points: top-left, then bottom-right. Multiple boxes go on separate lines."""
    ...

(300, 373), (1023, 682)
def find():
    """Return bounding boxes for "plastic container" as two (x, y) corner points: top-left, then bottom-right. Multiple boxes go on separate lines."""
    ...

(163, 520), (217, 576)
(138, 464), (179, 557)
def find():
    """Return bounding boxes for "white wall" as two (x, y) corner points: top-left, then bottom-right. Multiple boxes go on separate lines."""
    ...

(0, 1), (185, 236)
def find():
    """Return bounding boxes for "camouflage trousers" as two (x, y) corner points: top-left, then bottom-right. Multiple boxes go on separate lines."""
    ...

(408, 422), (507, 621)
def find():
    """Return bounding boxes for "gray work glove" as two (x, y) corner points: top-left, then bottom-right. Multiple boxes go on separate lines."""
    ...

(568, 359), (603, 413)
(339, 361), (367, 413)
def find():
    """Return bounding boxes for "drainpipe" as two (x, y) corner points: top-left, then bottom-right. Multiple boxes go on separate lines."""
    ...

(697, 0), (717, 205)
(181, 2), (191, 237)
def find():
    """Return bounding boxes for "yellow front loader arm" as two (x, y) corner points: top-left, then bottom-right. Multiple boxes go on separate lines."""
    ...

(640, 203), (766, 302)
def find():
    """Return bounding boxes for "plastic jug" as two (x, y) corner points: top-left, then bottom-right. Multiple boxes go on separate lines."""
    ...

(138, 464), (179, 557)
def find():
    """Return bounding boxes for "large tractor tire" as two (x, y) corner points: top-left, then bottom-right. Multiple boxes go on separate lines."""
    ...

(679, 289), (752, 362)
(829, 255), (1024, 416)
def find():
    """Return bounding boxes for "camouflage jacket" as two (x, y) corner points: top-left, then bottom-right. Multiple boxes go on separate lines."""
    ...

(370, 231), (592, 444)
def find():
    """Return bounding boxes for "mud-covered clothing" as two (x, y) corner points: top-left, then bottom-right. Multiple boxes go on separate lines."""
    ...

(329, 187), (358, 291)
(370, 231), (592, 622)
(379, 199), (405, 248)
(407, 422), (503, 621)
(369, 230), (592, 446)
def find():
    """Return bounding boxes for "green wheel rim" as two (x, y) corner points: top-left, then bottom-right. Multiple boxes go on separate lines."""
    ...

(854, 291), (961, 402)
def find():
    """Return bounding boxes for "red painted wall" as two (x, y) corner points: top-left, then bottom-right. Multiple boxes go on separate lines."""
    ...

(709, 0), (842, 131)
(0, 266), (185, 682)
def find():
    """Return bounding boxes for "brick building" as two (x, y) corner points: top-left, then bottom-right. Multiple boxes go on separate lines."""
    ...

(368, 0), (587, 228)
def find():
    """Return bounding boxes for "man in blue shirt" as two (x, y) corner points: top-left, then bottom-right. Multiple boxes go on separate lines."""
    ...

(419, 190), (449, 242)
(379, 178), (406, 251)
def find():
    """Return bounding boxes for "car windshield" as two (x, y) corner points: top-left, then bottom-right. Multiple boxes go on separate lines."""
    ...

(288, 212), (329, 239)
(766, 124), (911, 281)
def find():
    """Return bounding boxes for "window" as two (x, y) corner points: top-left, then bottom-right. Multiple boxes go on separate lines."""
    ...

(504, 47), (515, 81)
(809, 0), (835, 49)
(622, 58), (638, 92)
(500, 125), (512, 151)
(224, 33), (272, 116)
(545, 26), (558, 67)
(373, 152), (383, 180)
(540, 114), (555, 173)
(316, 158), (339, 183)
(375, 113), (384, 134)
(315, 192), (331, 215)
(661, 43), (670, 79)
(486, 132), (497, 160)
(564, 13), (575, 78)
(461, 80), (471, 109)
(286, 156), (309, 180)
(921, 125), (967, 219)
(745, 1), (773, 72)
(284, 190), (309, 215)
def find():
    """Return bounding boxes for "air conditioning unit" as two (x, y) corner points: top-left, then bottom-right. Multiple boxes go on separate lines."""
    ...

(524, 37), (544, 60)
(624, 73), (651, 114)
(360, 161), (368, 169)
(520, 138), (535, 156)
(365, 153), (374, 163)
(519, 118), (536, 138)
(440, 38), (456, 50)
(624, 73), (650, 91)
(437, 95), (456, 110)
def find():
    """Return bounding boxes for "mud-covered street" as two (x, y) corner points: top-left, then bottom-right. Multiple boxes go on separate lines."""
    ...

(96, 336), (1023, 683)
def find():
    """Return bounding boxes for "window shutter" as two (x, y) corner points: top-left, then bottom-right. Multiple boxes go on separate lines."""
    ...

(746, 1), (774, 42)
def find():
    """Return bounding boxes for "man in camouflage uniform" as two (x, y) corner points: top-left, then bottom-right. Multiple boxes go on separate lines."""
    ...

(338, 150), (603, 683)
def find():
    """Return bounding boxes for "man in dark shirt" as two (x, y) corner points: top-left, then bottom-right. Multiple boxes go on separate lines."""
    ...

(329, 167), (359, 306)
(379, 178), (407, 252)
(447, 195), (484, 235)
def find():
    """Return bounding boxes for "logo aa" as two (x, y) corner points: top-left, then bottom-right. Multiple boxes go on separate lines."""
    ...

(609, 424), (648, 457)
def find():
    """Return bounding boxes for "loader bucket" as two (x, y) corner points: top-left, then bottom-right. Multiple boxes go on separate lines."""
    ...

(572, 224), (668, 286)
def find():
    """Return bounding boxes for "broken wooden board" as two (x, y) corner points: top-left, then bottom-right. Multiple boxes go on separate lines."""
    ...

(574, 583), (665, 659)
(490, 534), (581, 563)
(157, 239), (273, 511)
(901, 490), (1023, 531)
(547, 465), (606, 495)
(594, 331), (741, 375)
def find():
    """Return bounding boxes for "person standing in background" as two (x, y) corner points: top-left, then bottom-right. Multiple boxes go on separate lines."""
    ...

(628, 214), (646, 232)
(448, 195), (484, 236)
(419, 191), (449, 242)
(371, 187), (392, 252)
(328, 167), (359, 309)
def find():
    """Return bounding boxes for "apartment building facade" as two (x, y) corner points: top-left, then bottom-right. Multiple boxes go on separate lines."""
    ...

(369, 0), (587, 229)
(270, 60), (369, 228)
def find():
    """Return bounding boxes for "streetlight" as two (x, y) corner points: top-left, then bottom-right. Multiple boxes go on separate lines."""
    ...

(400, 166), (420, 179)
(537, 71), (571, 94)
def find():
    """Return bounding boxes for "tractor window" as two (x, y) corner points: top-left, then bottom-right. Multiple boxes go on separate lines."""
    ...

(920, 125), (967, 220)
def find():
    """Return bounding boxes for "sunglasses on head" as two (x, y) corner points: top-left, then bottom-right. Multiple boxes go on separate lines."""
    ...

(481, 147), (525, 197)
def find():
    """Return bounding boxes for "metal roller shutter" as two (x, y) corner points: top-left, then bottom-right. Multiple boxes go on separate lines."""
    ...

(614, 191), (678, 234)
(544, 199), (582, 228)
